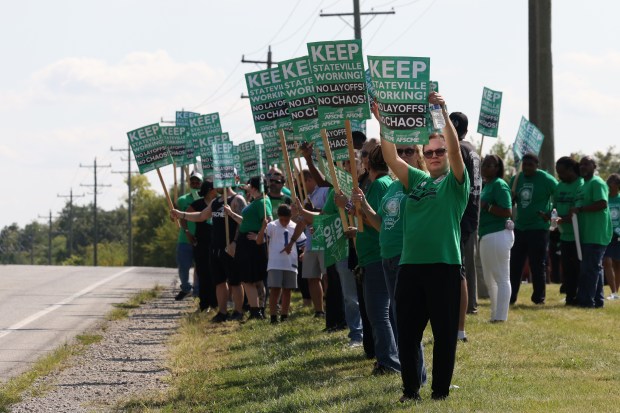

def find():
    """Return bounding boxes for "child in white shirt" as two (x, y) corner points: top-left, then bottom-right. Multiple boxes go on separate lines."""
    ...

(257, 204), (306, 323)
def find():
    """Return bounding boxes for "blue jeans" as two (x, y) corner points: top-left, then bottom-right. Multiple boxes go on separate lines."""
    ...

(577, 244), (606, 308)
(335, 259), (363, 341)
(176, 242), (194, 293)
(383, 255), (427, 384)
(363, 260), (400, 372)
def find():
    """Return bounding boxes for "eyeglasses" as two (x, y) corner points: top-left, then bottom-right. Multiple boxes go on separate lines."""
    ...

(270, 179), (285, 184)
(422, 148), (447, 159)
(397, 148), (417, 157)
(361, 150), (369, 158)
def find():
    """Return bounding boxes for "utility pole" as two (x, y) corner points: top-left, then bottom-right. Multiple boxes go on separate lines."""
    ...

(57, 188), (84, 257)
(111, 143), (135, 266)
(80, 158), (111, 266)
(37, 210), (53, 265)
(529, 0), (554, 173)
(320, 0), (395, 40)
(240, 46), (277, 99)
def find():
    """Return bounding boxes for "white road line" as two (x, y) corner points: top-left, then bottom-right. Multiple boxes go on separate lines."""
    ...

(0, 267), (135, 340)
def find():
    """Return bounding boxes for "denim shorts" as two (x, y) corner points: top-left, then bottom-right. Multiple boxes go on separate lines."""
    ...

(604, 236), (620, 260)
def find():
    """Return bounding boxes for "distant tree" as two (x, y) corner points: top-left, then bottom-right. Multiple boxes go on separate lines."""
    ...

(488, 138), (516, 182)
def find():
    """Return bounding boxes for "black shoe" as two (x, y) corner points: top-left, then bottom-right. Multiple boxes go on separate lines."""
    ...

(431, 392), (448, 400)
(314, 311), (326, 318)
(399, 393), (421, 403)
(248, 308), (265, 320)
(270, 315), (279, 324)
(175, 291), (190, 301)
(230, 311), (244, 321)
(280, 314), (288, 322)
(371, 363), (398, 376)
(211, 312), (229, 323)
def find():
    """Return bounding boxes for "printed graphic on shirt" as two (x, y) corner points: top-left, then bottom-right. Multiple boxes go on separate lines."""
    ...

(409, 180), (438, 202)
(471, 154), (482, 197)
(382, 190), (405, 231)
(519, 183), (534, 209)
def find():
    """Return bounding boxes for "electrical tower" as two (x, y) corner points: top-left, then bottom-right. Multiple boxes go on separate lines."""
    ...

(80, 158), (111, 267)
(240, 46), (277, 99)
(37, 210), (53, 265)
(111, 143), (136, 266)
(57, 188), (85, 258)
(320, 0), (395, 40)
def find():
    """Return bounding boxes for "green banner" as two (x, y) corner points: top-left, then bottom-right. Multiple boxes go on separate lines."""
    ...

(477, 87), (502, 137)
(367, 55), (431, 144)
(278, 56), (321, 142)
(245, 67), (291, 133)
(127, 123), (173, 174)
(198, 132), (229, 177)
(212, 141), (235, 188)
(513, 116), (544, 163)
(161, 126), (190, 166)
(312, 213), (348, 267)
(307, 39), (370, 127)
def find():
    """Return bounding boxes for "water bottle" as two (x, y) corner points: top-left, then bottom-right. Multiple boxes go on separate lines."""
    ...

(430, 104), (446, 130)
(550, 208), (558, 230)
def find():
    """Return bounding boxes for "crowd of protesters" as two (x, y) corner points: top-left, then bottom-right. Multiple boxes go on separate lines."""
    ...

(169, 92), (619, 403)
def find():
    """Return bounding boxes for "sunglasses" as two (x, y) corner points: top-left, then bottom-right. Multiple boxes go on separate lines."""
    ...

(422, 148), (447, 159)
(397, 148), (417, 157)
(270, 179), (285, 184)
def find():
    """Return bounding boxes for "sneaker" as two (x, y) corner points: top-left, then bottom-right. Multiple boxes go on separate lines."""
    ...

(211, 312), (229, 323)
(230, 311), (244, 321)
(175, 290), (190, 301)
(314, 311), (326, 318)
(371, 363), (398, 376)
(348, 340), (363, 348)
(607, 293), (620, 300)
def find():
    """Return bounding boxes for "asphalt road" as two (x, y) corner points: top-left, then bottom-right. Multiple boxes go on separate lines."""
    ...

(0, 265), (178, 382)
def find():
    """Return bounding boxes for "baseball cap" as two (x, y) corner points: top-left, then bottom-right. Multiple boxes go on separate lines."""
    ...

(189, 170), (203, 181)
(449, 112), (468, 139)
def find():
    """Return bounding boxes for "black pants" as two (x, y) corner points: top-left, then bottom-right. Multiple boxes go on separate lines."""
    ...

(325, 264), (346, 329)
(194, 243), (217, 311)
(560, 241), (580, 305)
(510, 229), (549, 304)
(396, 264), (461, 397)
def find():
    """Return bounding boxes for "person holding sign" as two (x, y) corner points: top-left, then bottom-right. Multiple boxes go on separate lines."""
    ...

(603, 173), (620, 300)
(375, 92), (469, 402)
(478, 155), (514, 322)
(508, 153), (557, 305)
(570, 156), (612, 308)
(227, 176), (273, 320)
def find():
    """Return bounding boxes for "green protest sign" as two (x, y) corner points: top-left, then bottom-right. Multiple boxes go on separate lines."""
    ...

(176, 111), (200, 165)
(334, 166), (353, 198)
(367, 55), (431, 144)
(245, 67), (291, 133)
(477, 87), (502, 137)
(212, 141), (235, 188)
(324, 125), (350, 161)
(262, 129), (281, 165)
(198, 132), (229, 177)
(233, 145), (243, 183)
(278, 56), (321, 142)
(313, 213), (347, 267)
(175, 111), (200, 127)
(239, 140), (260, 180)
(161, 126), (191, 166)
(307, 39), (370, 127)
(513, 116), (544, 163)
(127, 123), (173, 174)
(187, 112), (222, 165)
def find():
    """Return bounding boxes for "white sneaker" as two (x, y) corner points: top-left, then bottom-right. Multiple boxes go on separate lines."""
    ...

(607, 293), (620, 300)
(348, 340), (363, 348)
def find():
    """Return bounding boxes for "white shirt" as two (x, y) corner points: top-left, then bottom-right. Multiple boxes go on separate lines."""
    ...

(266, 220), (306, 272)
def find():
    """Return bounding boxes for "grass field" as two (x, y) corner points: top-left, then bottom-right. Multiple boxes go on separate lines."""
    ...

(124, 283), (620, 413)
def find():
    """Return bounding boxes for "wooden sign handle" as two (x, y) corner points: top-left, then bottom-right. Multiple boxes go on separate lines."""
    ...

(157, 168), (180, 228)
(345, 120), (364, 232)
(278, 129), (298, 204)
(223, 187), (230, 246)
(321, 129), (351, 233)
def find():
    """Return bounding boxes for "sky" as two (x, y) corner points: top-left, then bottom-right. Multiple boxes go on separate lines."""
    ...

(1, 0), (618, 229)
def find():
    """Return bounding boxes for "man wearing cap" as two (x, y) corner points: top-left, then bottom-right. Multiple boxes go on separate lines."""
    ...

(449, 112), (482, 341)
(174, 171), (202, 300)
(267, 167), (293, 211)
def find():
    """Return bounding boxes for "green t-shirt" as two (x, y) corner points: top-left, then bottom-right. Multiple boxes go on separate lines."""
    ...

(479, 177), (512, 239)
(509, 169), (557, 231)
(177, 193), (197, 244)
(269, 193), (292, 214)
(609, 194), (620, 238)
(356, 174), (392, 266)
(282, 186), (292, 197)
(378, 181), (407, 259)
(239, 197), (272, 233)
(400, 166), (469, 265)
(575, 176), (612, 245)
(553, 178), (584, 242)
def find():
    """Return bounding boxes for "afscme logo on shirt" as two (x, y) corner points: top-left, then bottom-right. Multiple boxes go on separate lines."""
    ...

(408, 185), (438, 202)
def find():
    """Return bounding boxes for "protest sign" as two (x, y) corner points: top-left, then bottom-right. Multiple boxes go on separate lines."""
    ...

(334, 165), (353, 198)
(161, 126), (192, 166)
(313, 213), (347, 267)
(127, 123), (173, 174)
(175, 111), (201, 165)
(477, 87), (502, 137)
(175, 111), (200, 127)
(513, 116), (544, 163)
(198, 132), (229, 177)
(239, 140), (260, 180)
(262, 128), (282, 165)
(245, 67), (290, 133)
(307, 39), (370, 127)
(278, 56), (321, 142)
(367, 56), (431, 144)
(232, 145), (243, 183)
(212, 141), (235, 188)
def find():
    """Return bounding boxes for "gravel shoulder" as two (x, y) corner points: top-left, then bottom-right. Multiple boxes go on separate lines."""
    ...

(9, 288), (191, 413)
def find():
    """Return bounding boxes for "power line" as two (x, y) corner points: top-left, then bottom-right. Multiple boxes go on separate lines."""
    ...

(191, 61), (242, 111)
(57, 188), (85, 258)
(80, 158), (111, 267)
(111, 143), (135, 266)
(378, 0), (437, 53)
(319, 0), (395, 40)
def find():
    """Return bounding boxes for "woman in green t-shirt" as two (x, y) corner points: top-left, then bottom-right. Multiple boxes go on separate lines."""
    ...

(478, 155), (514, 322)
(375, 92), (469, 402)
(226, 176), (273, 320)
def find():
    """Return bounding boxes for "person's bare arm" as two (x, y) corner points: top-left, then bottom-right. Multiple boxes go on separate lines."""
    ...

(372, 102), (410, 188)
(351, 187), (382, 231)
(430, 92), (465, 184)
(301, 142), (332, 188)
